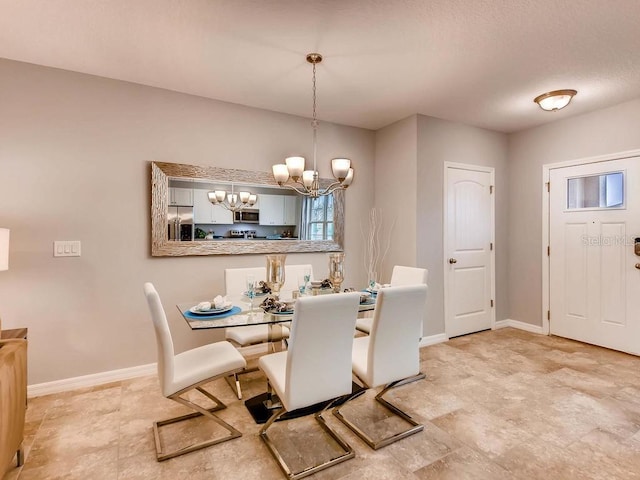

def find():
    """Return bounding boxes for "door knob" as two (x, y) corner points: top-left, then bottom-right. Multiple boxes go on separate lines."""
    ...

(635, 263), (640, 270)
(449, 258), (457, 264)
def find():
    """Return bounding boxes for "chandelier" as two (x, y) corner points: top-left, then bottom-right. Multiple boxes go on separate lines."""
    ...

(207, 185), (257, 212)
(272, 53), (354, 198)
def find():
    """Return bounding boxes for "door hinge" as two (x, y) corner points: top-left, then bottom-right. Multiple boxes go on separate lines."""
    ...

(547, 310), (551, 320)
(547, 246), (550, 256)
(546, 181), (550, 192)
(490, 242), (493, 251)
(491, 299), (494, 308)
(490, 185), (494, 194)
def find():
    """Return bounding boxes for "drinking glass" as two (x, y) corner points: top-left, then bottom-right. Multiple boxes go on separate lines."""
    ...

(246, 274), (256, 314)
(266, 254), (286, 299)
(328, 252), (345, 293)
(298, 276), (307, 296)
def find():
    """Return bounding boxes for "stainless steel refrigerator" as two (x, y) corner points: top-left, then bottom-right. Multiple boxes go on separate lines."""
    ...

(167, 207), (194, 241)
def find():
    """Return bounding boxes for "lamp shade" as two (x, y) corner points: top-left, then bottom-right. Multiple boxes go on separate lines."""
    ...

(534, 89), (577, 111)
(0, 228), (9, 271)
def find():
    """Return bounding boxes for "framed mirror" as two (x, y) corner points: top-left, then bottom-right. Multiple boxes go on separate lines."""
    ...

(151, 161), (344, 256)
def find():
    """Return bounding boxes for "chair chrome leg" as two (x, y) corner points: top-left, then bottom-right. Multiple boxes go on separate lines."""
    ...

(259, 397), (355, 480)
(334, 372), (426, 450)
(153, 385), (242, 461)
(224, 372), (243, 400)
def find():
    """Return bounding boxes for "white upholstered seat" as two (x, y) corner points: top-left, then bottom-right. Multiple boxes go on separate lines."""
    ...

(144, 282), (246, 461)
(282, 264), (314, 298)
(224, 267), (290, 348)
(335, 284), (428, 450)
(258, 292), (360, 479)
(355, 265), (428, 334)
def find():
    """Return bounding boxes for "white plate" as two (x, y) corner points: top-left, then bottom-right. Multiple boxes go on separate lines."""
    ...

(264, 309), (294, 316)
(189, 304), (233, 315)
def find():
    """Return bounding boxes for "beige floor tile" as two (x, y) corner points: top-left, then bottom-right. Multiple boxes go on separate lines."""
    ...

(16, 328), (640, 479)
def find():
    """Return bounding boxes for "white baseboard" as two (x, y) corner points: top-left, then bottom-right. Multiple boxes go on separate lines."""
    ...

(26, 332), (451, 398)
(494, 319), (544, 335)
(28, 362), (157, 398)
(420, 333), (448, 347)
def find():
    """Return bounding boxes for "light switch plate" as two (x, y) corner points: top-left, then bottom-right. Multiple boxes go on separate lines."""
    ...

(54, 241), (81, 257)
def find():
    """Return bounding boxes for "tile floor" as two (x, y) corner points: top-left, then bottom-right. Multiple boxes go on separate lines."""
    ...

(6, 328), (640, 480)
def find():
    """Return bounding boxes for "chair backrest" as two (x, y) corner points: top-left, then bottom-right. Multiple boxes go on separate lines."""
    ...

(143, 282), (175, 398)
(224, 267), (267, 296)
(282, 264), (314, 298)
(390, 265), (428, 286)
(284, 292), (360, 411)
(366, 284), (427, 388)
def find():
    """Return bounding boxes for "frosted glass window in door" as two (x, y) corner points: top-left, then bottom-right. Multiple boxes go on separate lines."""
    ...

(567, 172), (623, 210)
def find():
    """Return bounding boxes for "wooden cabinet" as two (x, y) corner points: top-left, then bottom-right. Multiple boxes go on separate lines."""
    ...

(259, 194), (299, 226)
(193, 189), (233, 224)
(169, 187), (193, 206)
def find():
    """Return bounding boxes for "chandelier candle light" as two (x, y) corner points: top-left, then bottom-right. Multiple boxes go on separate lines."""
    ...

(208, 184), (257, 212)
(272, 53), (354, 198)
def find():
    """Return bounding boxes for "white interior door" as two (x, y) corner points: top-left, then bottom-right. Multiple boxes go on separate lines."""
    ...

(549, 158), (640, 354)
(549, 157), (640, 354)
(444, 165), (495, 338)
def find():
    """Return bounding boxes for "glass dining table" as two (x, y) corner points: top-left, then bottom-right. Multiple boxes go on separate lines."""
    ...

(176, 291), (377, 424)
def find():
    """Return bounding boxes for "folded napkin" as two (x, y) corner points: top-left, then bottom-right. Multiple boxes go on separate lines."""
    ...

(195, 301), (212, 311)
(213, 295), (227, 309)
(194, 295), (229, 312)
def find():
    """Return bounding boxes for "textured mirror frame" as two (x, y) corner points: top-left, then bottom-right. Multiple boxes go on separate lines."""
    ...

(151, 161), (344, 256)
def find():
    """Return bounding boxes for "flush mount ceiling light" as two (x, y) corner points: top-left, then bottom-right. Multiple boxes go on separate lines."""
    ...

(533, 89), (577, 111)
(272, 53), (354, 198)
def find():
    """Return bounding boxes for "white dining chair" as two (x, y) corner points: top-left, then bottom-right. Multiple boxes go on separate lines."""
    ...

(223, 267), (290, 399)
(258, 292), (361, 480)
(355, 265), (428, 334)
(335, 284), (427, 450)
(143, 282), (246, 461)
(282, 264), (314, 298)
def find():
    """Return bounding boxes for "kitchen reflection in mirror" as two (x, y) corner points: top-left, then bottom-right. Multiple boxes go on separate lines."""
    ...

(151, 161), (344, 256)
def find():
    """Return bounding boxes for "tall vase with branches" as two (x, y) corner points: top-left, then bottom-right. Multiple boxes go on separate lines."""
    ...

(361, 208), (394, 288)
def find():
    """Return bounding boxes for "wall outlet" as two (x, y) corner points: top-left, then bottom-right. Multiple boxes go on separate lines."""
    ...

(54, 241), (81, 257)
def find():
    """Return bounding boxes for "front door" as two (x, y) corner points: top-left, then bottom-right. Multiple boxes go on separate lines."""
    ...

(444, 164), (495, 338)
(549, 157), (640, 354)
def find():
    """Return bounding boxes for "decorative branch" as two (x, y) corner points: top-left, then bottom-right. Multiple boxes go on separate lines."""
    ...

(361, 208), (395, 283)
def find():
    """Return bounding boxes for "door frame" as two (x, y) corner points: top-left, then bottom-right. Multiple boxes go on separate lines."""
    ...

(443, 162), (496, 337)
(542, 148), (640, 336)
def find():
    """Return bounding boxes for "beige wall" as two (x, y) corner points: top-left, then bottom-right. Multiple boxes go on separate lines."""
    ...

(0, 59), (375, 384)
(373, 114), (508, 337)
(373, 116), (418, 281)
(416, 115), (509, 336)
(508, 98), (640, 327)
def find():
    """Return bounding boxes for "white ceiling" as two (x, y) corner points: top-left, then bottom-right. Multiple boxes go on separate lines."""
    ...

(2, 0), (640, 133)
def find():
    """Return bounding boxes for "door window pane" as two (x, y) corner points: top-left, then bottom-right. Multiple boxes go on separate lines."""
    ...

(567, 172), (623, 210)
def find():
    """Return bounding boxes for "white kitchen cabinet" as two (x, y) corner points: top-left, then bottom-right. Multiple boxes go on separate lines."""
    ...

(169, 187), (193, 206)
(258, 194), (284, 225)
(283, 195), (299, 226)
(259, 194), (299, 226)
(193, 189), (233, 224)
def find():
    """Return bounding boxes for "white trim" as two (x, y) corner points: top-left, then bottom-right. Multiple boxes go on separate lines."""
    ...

(542, 148), (640, 338)
(494, 319), (544, 335)
(443, 162), (496, 337)
(26, 333), (451, 398)
(28, 362), (156, 398)
(419, 333), (448, 347)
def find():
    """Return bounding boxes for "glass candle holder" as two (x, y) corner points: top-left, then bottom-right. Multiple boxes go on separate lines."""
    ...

(328, 252), (345, 293)
(265, 254), (287, 299)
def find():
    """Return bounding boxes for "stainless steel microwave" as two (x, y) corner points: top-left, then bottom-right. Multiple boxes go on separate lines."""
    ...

(234, 209), (259, 224)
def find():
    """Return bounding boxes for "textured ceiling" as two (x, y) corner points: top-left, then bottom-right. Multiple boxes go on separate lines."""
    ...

(1, 0), (640, 133)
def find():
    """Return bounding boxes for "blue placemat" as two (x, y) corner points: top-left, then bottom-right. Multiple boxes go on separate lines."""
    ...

(183, 305), (242, 320)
